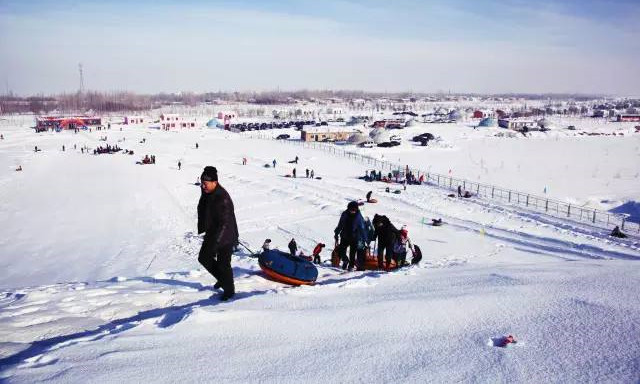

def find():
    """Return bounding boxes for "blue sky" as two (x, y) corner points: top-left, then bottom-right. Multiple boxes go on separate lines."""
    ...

(0, 0), (638, 95)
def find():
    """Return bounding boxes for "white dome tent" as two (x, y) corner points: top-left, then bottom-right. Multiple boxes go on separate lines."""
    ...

(372, 129), (392, 144)
(347, 132), (369, 145)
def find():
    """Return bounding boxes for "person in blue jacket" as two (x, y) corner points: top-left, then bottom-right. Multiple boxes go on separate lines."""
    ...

(334, 201), (367, 271)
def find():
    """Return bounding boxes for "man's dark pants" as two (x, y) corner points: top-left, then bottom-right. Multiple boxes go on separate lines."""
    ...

(337, 238), (365, 270)
(377, 241), (393, 268)
(198, 241), (235, 294)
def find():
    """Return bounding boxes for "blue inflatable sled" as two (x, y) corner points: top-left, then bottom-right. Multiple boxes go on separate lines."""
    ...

(259, 249), (318, 285)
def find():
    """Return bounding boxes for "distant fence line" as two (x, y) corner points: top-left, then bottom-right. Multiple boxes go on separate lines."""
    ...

(248, 132), (638, 234)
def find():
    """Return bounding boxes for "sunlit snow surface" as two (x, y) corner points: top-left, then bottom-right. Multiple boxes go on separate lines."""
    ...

(0, 115), (639, 383)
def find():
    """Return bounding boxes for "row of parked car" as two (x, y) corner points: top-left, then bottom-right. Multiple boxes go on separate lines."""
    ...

(232, 120), (317, 132)
(357, 132), (435, 148)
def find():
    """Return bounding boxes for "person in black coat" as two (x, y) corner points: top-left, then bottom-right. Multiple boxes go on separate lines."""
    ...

(198, 166), (239, 301)
(288, 238), (298, 256)
(334, 201), (367, 271)
(372, 214), (400, 269)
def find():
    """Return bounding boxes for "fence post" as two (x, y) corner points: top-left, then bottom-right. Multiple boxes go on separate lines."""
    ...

(621, 218), (625, 230)
(567, 205), (571, 218)
(526, 195), (529, 207)
(449, 178), (452, 188)
(491, 187), (494, 198)
(463, 181), (466, 190)
(476, 184), (480, 194)
(437, 175), (439, 185)
(592, 211), (596, 223)
(545, 200), (548, 211)
(508, 191), (511, 202)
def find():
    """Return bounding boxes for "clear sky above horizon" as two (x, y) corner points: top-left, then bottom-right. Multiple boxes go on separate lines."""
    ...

(1, 0), (638, 96)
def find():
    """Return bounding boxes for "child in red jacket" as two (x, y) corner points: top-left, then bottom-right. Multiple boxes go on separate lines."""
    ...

(312, 243), (325, 264)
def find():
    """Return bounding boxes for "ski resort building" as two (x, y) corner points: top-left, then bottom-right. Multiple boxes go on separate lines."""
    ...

(498, 119), (537, 131)
(159, 113), (196, 129)
(371, 118), (405, 128)
(35, 116), (102, 131)
(301, 128), (354, 142)
(617, 114), (640, 122)
(124, 116), (145, 125)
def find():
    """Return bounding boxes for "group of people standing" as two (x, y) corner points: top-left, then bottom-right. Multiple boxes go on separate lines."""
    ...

(333, 202), (416, 271)
(194, 164), (418, 302)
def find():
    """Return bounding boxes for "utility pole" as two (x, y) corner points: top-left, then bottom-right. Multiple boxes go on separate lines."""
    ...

(78, 63), (84, 94)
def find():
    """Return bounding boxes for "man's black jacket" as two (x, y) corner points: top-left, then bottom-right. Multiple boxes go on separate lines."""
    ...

(198, 184), (239, 253)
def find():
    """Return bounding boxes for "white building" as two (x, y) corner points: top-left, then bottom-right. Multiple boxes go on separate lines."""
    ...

(124, 116), (145, 125)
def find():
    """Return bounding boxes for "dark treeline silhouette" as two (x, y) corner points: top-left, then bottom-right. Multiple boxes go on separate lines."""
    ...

(0, 89), (620, 115)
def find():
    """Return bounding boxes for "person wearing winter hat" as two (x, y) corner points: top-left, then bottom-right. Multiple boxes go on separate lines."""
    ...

(262, 239), (272, 252)
(197, 166), (239, 301)
(312, 243), (325, 264)
(393, 224), (415, 268)
(333, 201), (368, 271)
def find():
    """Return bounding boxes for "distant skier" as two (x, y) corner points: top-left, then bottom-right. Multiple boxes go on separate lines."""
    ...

(312, 243), (325, 264)
(310, 169), (314, 179)
(197, 166), (239, 301)
(62, 145), (65, 151)
(334, 201), (367, 271)
(457, 185), (462, 197)
(366, 191), (373, 202)
(273, 159), (277, 168)
(294, 155), (299, 164)
(178, 161), (182, 170)
(195, 142), (199, 149)
(306, 169), (310, 178)
(288, 238), (298, 256)
(292, 168), (297, 178)
(242, 157), (247, 165)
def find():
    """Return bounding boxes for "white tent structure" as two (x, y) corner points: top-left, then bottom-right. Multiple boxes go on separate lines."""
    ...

(370, 128), (392, 144)
(347, 132), (369, 145)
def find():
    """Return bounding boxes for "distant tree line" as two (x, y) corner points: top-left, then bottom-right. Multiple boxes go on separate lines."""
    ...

(0, 89), (618, 115)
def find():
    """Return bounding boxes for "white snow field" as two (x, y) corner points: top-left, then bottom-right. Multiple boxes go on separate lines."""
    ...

(1, 117), (639, 383)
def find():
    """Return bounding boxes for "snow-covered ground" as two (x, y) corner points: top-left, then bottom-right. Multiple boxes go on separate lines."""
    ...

(0, 116), (639, 382)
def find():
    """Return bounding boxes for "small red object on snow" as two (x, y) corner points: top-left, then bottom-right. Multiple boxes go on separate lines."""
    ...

(500, 335), (516, 347)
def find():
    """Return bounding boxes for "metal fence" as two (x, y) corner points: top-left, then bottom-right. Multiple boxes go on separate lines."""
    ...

(251, 133), (638, 234)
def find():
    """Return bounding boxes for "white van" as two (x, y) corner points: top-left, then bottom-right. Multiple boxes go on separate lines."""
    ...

(359, 140), (375, 148)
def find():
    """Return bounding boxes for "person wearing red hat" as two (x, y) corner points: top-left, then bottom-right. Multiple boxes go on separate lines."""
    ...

(393, 225), (415, 267)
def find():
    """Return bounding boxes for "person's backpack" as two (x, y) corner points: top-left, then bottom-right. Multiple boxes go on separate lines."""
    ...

(393, 237), (408, 254)
(411, 244), (422, 264)
(365, 218), (376, 243)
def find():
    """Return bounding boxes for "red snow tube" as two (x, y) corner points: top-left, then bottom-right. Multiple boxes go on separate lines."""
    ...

(363, 256), (397, 270)
(368, 198), (378, 203)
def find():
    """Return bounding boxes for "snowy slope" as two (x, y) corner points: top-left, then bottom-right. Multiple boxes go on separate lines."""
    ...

(1, 117), (639, 382)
